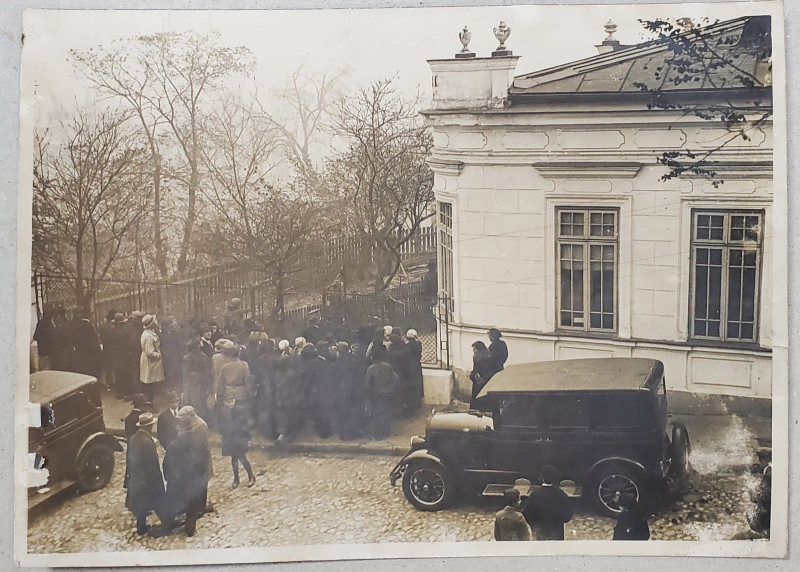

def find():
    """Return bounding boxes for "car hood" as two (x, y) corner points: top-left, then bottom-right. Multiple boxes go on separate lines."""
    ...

(427, 411), (494, 433)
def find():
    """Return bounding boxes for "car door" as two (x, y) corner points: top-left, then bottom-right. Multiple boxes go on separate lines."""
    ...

(540, 393), (592, 480)
(487, 394), (548, 482)
(41, 392), (95, 483)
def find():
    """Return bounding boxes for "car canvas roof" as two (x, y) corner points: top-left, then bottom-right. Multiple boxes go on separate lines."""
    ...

(475, 358), (663, 399)
(29, 370), (97, 403)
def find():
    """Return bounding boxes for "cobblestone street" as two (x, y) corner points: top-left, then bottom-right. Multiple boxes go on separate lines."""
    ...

(27, 445), (761, 553)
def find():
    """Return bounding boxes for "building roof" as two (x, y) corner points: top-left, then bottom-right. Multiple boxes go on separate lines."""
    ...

(475, 358), (663, 399)
(510, 16), (771, 97)
(29, 370), (97, 403)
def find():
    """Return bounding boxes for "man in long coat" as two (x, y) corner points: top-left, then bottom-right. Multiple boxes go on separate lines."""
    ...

(140, 314), (165, 402)
(365, 346), (399, 440)
(157, 391), (181, 451)
(156, 408), (212, 537)
(125, 412), (165, 535)
(71, 307), (103, 380)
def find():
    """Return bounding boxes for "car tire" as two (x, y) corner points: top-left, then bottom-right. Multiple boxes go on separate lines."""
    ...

(75, 442), (116, 493)
(670, 422), (692, 478)
(402, 459), (454, 511)
(587, 463), (648, 518)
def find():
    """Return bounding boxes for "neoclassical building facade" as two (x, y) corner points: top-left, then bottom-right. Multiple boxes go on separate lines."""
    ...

(424, 16), (774, 399)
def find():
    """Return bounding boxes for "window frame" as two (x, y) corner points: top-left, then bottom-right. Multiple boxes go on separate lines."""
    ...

(437, 201), (455, 317)
(555, 207), (620, 334)
(689, 209), (764, 344)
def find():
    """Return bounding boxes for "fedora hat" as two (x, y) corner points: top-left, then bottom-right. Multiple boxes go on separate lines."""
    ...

(136, 412), (157, 428)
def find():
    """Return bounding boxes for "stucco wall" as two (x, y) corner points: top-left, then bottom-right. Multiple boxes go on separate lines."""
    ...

(427, 115), (773, 398)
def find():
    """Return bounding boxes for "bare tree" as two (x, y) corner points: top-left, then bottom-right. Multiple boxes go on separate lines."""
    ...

(33, 110), (150, 309)
(199, 96), (324, 335)
(328, 79), (434, 292)
(257, 68), (342, 195)
(71, 32), (254, 273)
(635, 16), (772, 185)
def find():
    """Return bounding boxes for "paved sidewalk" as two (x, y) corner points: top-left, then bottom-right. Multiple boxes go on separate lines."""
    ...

(102, 391), (772, 460)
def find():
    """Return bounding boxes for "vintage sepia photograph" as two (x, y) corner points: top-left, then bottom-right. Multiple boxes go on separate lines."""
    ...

(14, 1), (788, 566)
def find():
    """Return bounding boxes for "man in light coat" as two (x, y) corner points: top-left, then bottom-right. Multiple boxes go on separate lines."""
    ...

(140, 314), (165, 403)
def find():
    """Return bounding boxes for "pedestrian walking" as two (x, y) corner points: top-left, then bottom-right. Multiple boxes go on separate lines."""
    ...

(139, 314), (165, 403)
(124, 412), (165, 535)
(612, 497), (650, 540)
(494, 488), (532, 541)
(365, 346), (399, 440)
(157, 391), (181, 451)
(219, 395), (256, 489)
(522, 465), (574, 540)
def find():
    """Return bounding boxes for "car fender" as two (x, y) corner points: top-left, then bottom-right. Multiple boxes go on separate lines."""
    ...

(389, 448), (447, 486)
(401, 448), (445, 467)
(588, 456), (647, 477)
(76, 432), (124, 462)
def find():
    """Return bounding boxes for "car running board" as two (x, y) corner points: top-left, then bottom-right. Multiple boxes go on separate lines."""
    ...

(481, 481), (582, 499)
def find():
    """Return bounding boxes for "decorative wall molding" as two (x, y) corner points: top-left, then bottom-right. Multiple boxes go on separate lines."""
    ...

(427, 157), (464, 176)
(633, 128), (687, 149)
(559, 129), (625, 149)
(501, 131), (550, 150)
(533, 161), (642, 179)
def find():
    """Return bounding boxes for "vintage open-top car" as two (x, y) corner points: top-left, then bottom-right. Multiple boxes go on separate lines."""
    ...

(28, 371), (123, 508)
(390, 358), (690, 516)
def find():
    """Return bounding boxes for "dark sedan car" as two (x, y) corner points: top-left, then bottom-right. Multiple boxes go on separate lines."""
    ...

(390, 358), (690, 516)
(29, 371), (123, 508)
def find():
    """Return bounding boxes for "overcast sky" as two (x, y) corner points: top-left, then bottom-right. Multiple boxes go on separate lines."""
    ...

(20, 2), (771, 127)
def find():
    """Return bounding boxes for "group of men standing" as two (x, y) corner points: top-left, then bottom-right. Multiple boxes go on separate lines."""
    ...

(124, 399), (213, 538)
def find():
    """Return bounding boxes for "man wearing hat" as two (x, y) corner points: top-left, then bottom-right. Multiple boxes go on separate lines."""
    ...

(125, 412), (165, 535)
(156, 407), (213, 537)
(487, 328), (508, 372)
(157, 391), (181, 451)
(140, 314), (165, 403)
(124, 394), (152, 440)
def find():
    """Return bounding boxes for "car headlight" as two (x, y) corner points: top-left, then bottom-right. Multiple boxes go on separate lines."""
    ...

(410, 435), (425, 448)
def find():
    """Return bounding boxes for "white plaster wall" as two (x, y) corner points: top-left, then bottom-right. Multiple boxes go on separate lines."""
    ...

(427, 110), (773, 398)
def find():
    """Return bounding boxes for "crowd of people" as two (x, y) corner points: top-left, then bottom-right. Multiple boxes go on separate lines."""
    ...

(33, 298), (427, 444)
(33, 298), (427, 537)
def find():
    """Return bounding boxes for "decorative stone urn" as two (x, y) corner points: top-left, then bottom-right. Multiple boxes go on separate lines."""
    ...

(492, 21), (512, 56)
(456, 25), (475, 58)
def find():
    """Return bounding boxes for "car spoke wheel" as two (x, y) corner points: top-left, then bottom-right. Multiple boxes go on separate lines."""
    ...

(588, 464), (646, 517)
(597, 474), (639, 512)
(402, 460), (454, 511)
(76, 443), (115, 493)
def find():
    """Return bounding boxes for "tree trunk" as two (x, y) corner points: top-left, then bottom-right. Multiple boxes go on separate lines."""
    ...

(152, 154), (167, 278)
(177, 161), (198, 272)
(273, 267), (285, 338)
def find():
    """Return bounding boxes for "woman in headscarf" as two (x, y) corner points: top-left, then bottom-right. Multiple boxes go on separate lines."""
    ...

(405, 329), (424, 414)
(469, 340), (500, 409)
